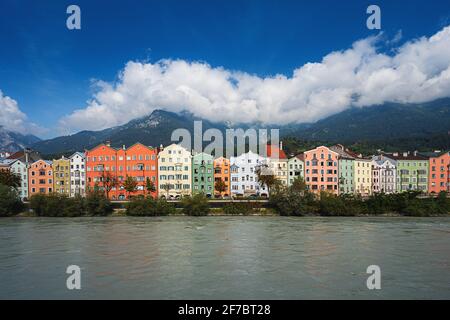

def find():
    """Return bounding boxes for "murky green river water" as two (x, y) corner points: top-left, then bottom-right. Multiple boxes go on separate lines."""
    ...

(0, 216), (449, 299)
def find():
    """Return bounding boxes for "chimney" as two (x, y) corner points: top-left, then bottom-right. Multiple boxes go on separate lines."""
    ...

(159, 144), (164, 152)
(24, 148), (29, 165)
(279, 141), (283, 151)
(106, 140), (111, 147)
(413, 150), (418, 156)
(122, 145), (126, 150)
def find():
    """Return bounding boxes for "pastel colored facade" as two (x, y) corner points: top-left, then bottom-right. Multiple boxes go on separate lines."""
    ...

(85, 143), (158, 200)
(266, 144), (288, 186)
(330, 145), (356, 195)
(230, 151), (269, 197)
(354, 158), (372, 196)
(304, 146), (339, 195)
(371, 156), (397, 194)
(53, 157), (71, 195)
(158, 143), (191, 199)
(287, 154), (304, 187)
(385, 152), (429, 192)
(28, 160), (53, 196)
(427, 151), (450, 193)
(69, 152), (86, 197)
(213, 157), (231, 197)
(192, 152), (214, 196)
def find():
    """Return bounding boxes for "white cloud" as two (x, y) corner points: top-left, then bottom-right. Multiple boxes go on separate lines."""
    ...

(0, 90), (46, 136)
(59, 26), (450, 133)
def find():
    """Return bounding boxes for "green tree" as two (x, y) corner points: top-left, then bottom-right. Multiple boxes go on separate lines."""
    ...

(290, 176), (307, 194)
(145, 177), (156, 197)
(0, 170), (21, 189)
(214, 179), (227, 197)
(0, 184), (24, 217)
(123, 176), (138, 199)
(255, 165), (278, 196)
(181, 193), (210, 216)
(100, 171), (118, 199)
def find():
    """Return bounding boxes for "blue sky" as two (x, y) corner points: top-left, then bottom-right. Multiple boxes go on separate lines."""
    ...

(1, 0), (450, 138)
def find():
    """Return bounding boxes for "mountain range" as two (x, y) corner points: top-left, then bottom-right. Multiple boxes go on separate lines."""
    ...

(0, 126), (41, 153)
(2, 98), (450, 156)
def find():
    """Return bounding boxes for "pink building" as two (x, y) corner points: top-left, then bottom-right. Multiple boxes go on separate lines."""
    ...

(304, 146), (339, 195)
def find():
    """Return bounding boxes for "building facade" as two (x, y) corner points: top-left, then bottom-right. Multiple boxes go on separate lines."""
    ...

(371, 156), (397, 194)
(287, 154), (304, 187)
(304, 146), (339, 195)
(4, 159), (28, 199)
(266, 144), (288, 187)
(158, 143), (191, 199)
(28, 160), (53, 196)
(69, 152), (86, 197)
(330, 145), (356, 195)
(53, 157), (71, 195)
(427, 151), (450, 194)
(230, 151), (269, 197)
(85, 142), (158, 200)
(213, 157), (231, 197)
(354, 158), (372, 196)
(385, 152), (429, 192)
(192, 152), (214, 196)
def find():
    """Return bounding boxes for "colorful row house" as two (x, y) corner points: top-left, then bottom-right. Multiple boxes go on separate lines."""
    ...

(287, 154), (304, 187)
(230, 151), (269, 197)
(385, 152), (429, 192)
(425, 151), (450, 194)
(304, 146), (339, 195)
(213, 157), (231, 197)
(53, 156), (71, 195)
(157, 143), (191, 199)
(372, 155), (397, 194)
(28, 159), (53, 196)
(70, 152), (86, 197)
(192, 152), (214, 197)
(85, 142), (158, 200)
(330, 145), (355, 194)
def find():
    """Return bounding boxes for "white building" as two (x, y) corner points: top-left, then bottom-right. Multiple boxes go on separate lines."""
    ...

(372, 155), (397, 194)
(69, 152), (86, 197)
(158, 144), (192, 199)
(230, 151), (269, 197)
(3, 159), (28, 200)
(287, 154), (304, 186)
(267, 144), (288, 187)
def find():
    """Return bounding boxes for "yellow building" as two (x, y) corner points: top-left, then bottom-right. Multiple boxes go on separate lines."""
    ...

(157, 144), (192, 199)
(53, 157), (71, 195)
(354, 158), (372, 196)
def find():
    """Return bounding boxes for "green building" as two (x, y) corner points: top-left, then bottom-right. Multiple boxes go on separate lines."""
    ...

(192, 152), (214, 197)
(330, 145), (355, 194)
(385, 152), (429, 192)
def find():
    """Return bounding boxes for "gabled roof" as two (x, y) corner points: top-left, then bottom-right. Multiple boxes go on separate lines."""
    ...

(266, 144), (287, 159)
(69, 151), (85, 159)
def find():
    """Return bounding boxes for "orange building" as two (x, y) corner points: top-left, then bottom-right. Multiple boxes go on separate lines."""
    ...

(428, 151), (450, 194)
(85, 142), (158, 200)
(213, 157), (231, 197)
(304, 146), (339, 195)
(28, 160), (53, 196)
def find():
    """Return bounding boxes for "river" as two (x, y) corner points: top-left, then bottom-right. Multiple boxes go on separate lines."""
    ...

(0, 216), (449, 299)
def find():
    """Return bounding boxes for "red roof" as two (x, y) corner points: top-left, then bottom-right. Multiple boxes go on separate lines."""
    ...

(266, 144), (287, 159)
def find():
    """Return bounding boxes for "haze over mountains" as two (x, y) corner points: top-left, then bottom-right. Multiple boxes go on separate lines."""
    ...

(1, 98), (450, 155)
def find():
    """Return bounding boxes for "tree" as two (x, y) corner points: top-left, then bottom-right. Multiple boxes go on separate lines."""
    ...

(255, 165), (278, 196)
(0, 184), (23, 217)
(123, 176), (138, 199)
(100, 171), (118, 199)
(0, 170), (21, 189)
(161, 183), (171, 198)
(290, 176), (307, 194)
(214, 179), (227, 197)
(145, 177), (156, 197)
